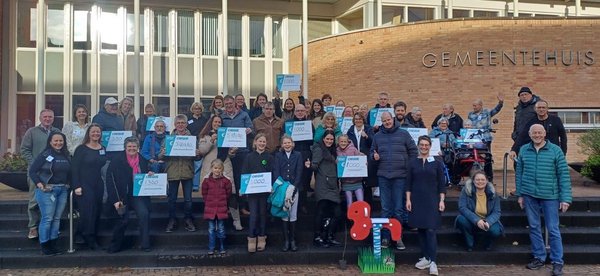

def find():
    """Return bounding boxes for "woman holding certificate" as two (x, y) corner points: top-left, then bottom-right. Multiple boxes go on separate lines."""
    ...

(310, 129), (342, 248)
(105, 137), (152, 253)
(198, 115), (242, 231)
(242, 134), (274, 253)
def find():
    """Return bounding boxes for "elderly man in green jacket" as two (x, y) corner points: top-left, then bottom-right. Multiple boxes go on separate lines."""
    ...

(515, 124), (572, 276)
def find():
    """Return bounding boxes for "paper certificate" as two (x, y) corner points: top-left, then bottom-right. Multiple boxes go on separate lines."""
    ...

(324, 106), (344, 118)
(369, 108), (394, 126)
(217, 127), (247, 148)
(430, 138), (442, 157)
(337, 156), (368, 178)
(133, 173), (167, 196)
(460, 128), (485, 142)
(240, 172), (272, 195)
(101, 131), (133, 152)
(165, 135), (197, 156)
(402, 128), (429, 145)
(276, 74), (301, 91)
(284, 121), (313, 141)
(146, 116), (173, 132)
(339, 117), (354, 134)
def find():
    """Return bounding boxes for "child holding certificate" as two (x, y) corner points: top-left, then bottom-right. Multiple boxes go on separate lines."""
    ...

(242, 134), (274, 253)
(201, 159), (233, 255)
(336, 135), (365, 207)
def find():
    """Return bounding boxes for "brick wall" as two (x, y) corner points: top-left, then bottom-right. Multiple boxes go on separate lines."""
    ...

(289, 18), (600, 166)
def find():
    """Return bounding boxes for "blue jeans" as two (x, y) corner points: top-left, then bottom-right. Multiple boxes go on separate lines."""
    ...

(208, 219), (226, 251)
(455, 215), (502, 248)
(378, 177), (406, 240)
(193, 159), (203, 192)
(167, 179), (193, 219)
(35, 185), (68, 243)
(523, 195), (563, 264)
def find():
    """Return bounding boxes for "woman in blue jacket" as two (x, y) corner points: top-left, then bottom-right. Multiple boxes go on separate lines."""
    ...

(455, 171), (503, 251)
(29, 132), (71, 255)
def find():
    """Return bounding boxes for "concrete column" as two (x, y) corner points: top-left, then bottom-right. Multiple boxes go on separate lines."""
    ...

(513, 0), (519, 17)
(222, 0), (228, 95)
(376, 0), (382, 26)
(447, 0), (453, 19)
(302, 0), (308, 99)
(134, 0), (140, 119)
(36, 0), (46, 114)
(576, 0), (581, 16)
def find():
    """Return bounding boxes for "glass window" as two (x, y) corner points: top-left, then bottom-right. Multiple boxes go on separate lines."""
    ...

(202, 12), (218, 56)
(308, 18), (331, 41)
(382, 6), (404, 25)
(100, 8), (119, 50)
(249, 16), (265, 57)
(16, 94), (36, 151)
(452, 9), (470, 18)
(177, 11), (195, 55)
(73, 53), (92, 92)
(127, 55), (145, 93)
(153, 97), (171, 117)
(178, 98), (194, 115)
(126, 13), (145, 52)
(564, 112), (582, 124)
(228, 15), (242, 57)
(273, 61), (282, 91)
(45, 52), (63, 92)
(250, 60), (265, 97)
(45, 95), (64, 128)
(202, 59), (218, 96)
(507, 12), (533, 17)
(152, 56), (169, 94)
(47, 5), (64, 48)
(73, 7), (92, 50)
(177, 57), (194, 95)
(17, 2), (36, 48)
(474, 10), (498, 18)
(408, 7), (434, 22)
(17, 51), (36, 92)
(272, 17), (283, 58)
(154, 11), (169, 53)
(337, 9), (363, 33)
(99, 54), (118, 93)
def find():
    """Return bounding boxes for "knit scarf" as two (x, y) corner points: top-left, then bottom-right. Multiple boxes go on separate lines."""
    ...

(126, 154), (140, 175)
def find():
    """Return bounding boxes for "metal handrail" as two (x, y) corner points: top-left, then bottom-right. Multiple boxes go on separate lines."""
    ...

(502, 152), (509, 199)
(68, 190), (75, 253)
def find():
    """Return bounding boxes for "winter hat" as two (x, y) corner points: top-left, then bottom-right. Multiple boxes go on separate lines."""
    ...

(518, 87), (532, 96)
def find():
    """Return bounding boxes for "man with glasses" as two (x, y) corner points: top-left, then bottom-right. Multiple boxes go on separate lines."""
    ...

(510, 100), (567, 159)
(367, 92), (392, 127)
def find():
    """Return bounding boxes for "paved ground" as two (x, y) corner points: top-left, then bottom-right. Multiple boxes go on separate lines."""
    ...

(1, 264), (599, 275)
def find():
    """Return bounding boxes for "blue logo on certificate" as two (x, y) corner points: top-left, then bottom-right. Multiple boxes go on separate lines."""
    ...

(165, 135), (197, 156)
(337, 156), (368, 178)
(101, 131), (132, 152)
(240, 172), (272, 194)
(217, 127), (247, 148)
(133, 173), (167, 196)
(284, 121), (313, 141)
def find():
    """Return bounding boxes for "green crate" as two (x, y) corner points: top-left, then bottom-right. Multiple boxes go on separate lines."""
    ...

(357, 247), (395, 274)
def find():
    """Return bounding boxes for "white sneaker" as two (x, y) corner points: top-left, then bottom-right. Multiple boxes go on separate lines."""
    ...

(415, 257), (431, 270)
(429, 261), (438, 275)
(373, 187), (380, 197)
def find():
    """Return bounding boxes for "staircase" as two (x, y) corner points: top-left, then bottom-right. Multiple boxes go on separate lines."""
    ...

(1, 196), (600, 268)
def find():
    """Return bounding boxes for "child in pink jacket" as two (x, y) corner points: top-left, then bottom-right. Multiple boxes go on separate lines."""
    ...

(336, 135), (365, 207)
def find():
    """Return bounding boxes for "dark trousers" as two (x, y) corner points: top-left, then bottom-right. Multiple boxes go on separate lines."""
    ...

(485, 142), (494, 182)
(418, 228), (438, 262)
(109, 196), (152, 251)
(167, 179), (193, 219)
(247, 193), (268, 237)
(231, 152), (249, 209)
(75, 189), (103, 237)
(314, 199), (341, 236)
(455, 215), (502, 248)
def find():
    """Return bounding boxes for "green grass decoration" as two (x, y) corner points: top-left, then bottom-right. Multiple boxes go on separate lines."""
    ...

(357, 247), (395, 274)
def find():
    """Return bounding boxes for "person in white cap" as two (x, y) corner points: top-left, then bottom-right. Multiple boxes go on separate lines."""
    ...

(92, 97), (125, 131)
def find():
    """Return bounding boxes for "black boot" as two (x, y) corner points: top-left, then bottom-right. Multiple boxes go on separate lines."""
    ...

(40, 241), (57, 256)
(289, 222), (298, 252)
(84, 235), (98, 250)
(313, 233), (329, 248)
(326, 233), (342, 247)
(281, 222), (290, 252)
(50, 239), (64, 255)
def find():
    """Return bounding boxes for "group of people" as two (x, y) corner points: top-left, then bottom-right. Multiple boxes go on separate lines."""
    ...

(20, 87), (571, 276)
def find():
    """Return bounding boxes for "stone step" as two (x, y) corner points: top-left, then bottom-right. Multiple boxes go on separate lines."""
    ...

(2, 225), (599, 250)
(2, 244), (599, 269)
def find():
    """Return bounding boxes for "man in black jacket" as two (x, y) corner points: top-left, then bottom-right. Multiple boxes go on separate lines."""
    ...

(512, 87), (542, 142)
(430, 103), (463, 135)
(510, 100), (567, 159)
